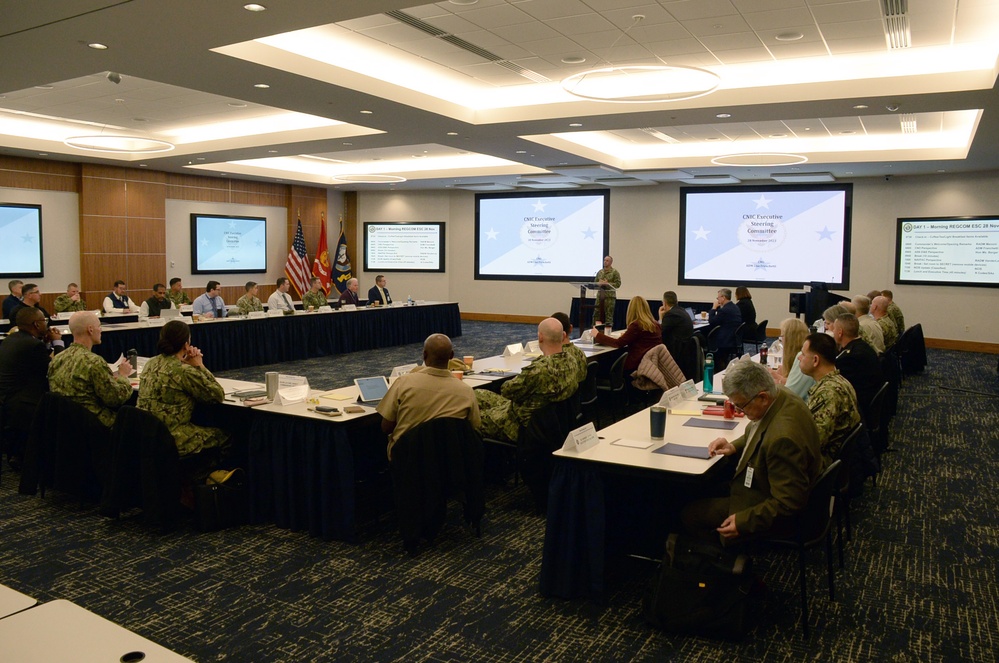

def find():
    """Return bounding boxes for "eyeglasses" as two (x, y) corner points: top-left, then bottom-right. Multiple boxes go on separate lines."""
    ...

(732, 392), (763, 413)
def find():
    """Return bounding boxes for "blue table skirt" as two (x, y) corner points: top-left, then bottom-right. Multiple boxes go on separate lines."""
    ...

(65, 303), (462, 372)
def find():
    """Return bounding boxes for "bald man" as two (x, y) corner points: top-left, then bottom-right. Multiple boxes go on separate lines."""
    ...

(476, 318), (579, 443)
(48, 311), (133, 428)
(871, 296), (898, 349)
(377, 334), (480, 460)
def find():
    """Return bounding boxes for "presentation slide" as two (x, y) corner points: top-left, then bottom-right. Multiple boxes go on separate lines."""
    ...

(190, 214), (267, 274)
(475, 190), (609, 282)
(0, 203), (43, 277)
(364, 222), (445, 272)
(680, 184), (852, 289)
(895, 217), (999, 287)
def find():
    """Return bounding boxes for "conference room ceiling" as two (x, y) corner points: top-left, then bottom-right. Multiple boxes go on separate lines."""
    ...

(2, 0), (999, 190)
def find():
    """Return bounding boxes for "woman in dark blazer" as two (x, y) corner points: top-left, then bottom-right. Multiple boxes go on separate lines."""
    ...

(735, 286), (757, 342)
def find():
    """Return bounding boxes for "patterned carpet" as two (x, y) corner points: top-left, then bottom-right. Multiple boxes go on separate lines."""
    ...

(1, 333), (997, 662)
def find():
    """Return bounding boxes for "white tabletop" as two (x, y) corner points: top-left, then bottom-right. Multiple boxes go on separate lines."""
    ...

(0, 599), (194, 662)
(0, 583), (36, 619)
(216, 378), (380, 423)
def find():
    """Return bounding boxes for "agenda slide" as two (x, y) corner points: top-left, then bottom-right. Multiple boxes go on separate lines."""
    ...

(475, 189), (609, 282)
(190, 214), (267, 274)
(364, 222), (445, 272)
(895, 217), (999, 287)
(0, 203), (43, 277)
(679, 184), (852, 289)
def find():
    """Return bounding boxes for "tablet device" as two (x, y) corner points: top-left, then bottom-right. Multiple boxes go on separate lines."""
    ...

(354, 376), (390, 404)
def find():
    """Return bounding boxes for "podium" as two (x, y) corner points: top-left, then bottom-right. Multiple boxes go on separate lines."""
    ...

(569, 282), (617, 336)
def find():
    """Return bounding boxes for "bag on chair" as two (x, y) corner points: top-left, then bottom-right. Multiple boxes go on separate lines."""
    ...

(643, 533), (755, 640)
(194, 468), (248, 532)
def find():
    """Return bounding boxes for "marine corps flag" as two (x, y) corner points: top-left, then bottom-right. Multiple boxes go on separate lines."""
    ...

(333, 217), (352, 295)
(311, 213), (332, 295)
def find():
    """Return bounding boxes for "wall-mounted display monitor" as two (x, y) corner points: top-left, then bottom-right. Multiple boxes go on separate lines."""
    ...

(190, 213), (267, 274)
(363, 222), (445, 273)
(679, 183), (852, 289)
(0, 203), (43, 278)
(475, 189), (610, 282)
(895, 216), (999, 287)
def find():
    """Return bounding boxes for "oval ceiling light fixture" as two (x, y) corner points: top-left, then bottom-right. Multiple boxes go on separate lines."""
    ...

(562, 55), (586, 64)
(63, 135), (175, 154)
(561, 64), (720, 103)
(88, 42), (108, 50)
(775, 31), (804, 42)
(331, 174), (407, 183)
(711, 153), (807, 167)
(244, 3), (266, 11)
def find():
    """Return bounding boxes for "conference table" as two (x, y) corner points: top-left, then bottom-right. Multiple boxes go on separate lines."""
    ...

(0, 583), (36, 619)
(57, 301), (462, 372)
(0, 599), (194, 662)
(538, 375), (750, 599)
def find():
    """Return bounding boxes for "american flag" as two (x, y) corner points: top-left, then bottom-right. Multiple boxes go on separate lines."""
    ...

(284, 219), (311, 298)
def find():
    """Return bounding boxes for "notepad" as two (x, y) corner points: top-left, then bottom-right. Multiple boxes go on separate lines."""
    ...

(319, 388), (357, 401)
(653, 443), (712, 459)
(610, 438), (656, 449)
(682, 418), (739, 430)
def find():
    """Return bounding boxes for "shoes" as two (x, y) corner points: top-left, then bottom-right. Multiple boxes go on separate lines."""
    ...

(206, 468), (242, 485)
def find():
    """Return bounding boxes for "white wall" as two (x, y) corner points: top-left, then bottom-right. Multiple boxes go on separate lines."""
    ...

(164, 200), (287, 289)
(0, 187), (80, 292)
(356, 173), (999, 344)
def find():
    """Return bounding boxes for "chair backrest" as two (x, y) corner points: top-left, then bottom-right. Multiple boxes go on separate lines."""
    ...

(734, 322), (746, 346)
(607, 352), (627, 391)
(796, 459), (842, 545)
(897, 323), (927, 374)
(693, 335), (705, 381)
(755, 319), (769, 344)
(865, 382), (889, 433)
(578, 361), (598, 406)
(706, 325), (720, 350)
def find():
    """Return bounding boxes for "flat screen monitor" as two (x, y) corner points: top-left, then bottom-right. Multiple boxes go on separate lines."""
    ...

(190, 213), (267, 274)
(679, 183), (852, 289)
(475, 189), (610, 282)
(895, 216), (999, 287)
(0, 203), (43, 277)
(363, 222), (445, 273)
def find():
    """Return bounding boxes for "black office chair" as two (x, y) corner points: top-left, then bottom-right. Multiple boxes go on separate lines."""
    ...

(897, 323), (927, 376)
(764, 459), (842, 637)
(577, 361), (599, 424)
(390, 417), (484, 556)
(746, 318), (769, 353)
(864, 382), (890, 460)
(595, 353), (628, 424)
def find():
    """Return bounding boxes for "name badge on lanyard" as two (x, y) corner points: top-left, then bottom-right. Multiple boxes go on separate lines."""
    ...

(744, 466), (755, 488)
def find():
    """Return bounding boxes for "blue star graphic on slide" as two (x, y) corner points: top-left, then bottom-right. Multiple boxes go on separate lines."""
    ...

(816, 226), (836, 240)
(754, 259), (770, 271)
(582, 227), (596, 239)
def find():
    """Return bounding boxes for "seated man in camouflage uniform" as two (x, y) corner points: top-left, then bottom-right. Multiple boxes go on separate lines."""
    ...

(798, 332), (861, 463)
(302, 277), (328, 310)
(53, 283), (88, 314)
(48, 311), (133, 428)
(167, 277), (192, 307)
(551, 311), (588, 384)
(870, 296), (899, 350)
(475, 318), (579, 443)
(137, 320), (228, 458)
(235, 281), (263, 315)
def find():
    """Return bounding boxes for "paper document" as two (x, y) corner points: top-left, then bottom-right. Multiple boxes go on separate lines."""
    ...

(610, 438), (656, 449)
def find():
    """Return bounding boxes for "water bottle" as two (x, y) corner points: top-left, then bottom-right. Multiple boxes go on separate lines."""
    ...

(760, 342), (768, 365)
(703, 353), (714, 394)
(771, 337), (783, 367)
(407, 295), (413, 306)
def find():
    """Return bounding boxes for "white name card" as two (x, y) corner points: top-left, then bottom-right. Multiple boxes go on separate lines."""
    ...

(502, 343), (524, 357)
(660, 386), (684, 408)
(679, 379), (698, 400)
(249, 311), (266, 319)
(390, 363), (418, 378)
(342, 304), (357, 311)
(317, 305), (332, 313)
(525, 340), (540, 353)
(266, 308), (284, 317)
(275, 374), (310, 406)
(561, 422), (601, 453)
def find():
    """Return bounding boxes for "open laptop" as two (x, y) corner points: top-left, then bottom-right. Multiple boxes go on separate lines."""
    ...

(354, 376), (390, 404)
(162, 307), (181, 320)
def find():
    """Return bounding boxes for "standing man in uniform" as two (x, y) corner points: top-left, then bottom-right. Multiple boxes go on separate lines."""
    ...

(594, 255), (621, 326)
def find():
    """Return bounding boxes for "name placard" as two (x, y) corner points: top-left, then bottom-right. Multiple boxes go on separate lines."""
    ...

(502, 343), (524, 357)
(561, 422), (601, 453)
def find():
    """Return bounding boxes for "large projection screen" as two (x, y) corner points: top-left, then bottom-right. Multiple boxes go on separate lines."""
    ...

(363, 222), (445, 272)
(0, 203), (43, 278)
(190, 213), (267, 274)
(475, 189), (610, 282)
(895, 216), (999, 287)
(679, 183), (852, 289)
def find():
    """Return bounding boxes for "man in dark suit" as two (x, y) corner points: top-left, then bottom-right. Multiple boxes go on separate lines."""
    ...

(367, 274), (392, 305)
(3, 279), (22, 320)
(8, 283), (54, 325)
(658, 290), (693, 361)
(831, 313), (883, 420)
(707, 287), (742, 352)
(339, 278), (360, 306)
(0, 308), (58, 460)
(682, 360), (823, 543)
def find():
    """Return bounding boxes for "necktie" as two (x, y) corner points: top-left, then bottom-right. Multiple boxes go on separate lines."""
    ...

(213, 297), (220, 318)
(283, 294), (292, 310)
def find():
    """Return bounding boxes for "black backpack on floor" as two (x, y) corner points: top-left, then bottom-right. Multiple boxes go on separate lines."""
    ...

(643, 533), (755, 640)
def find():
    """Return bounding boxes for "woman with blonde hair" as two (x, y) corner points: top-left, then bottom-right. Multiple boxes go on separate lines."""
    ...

(592, 295), (663, 372)
(770, 317), (815, 401)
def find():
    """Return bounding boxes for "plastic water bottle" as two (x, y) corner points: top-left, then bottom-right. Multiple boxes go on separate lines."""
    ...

(407, 295), (413, 306)
(703, 353), (714, 394)
(760, 342), (768, 365)
(770, 337), (783, 367)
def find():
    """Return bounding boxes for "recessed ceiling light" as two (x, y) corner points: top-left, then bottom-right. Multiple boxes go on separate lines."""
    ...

(34, 85), (54, 90)
(853, 104), (869, 109)
(38, 153), (48, 156)
(139, 164), (147, 167)
(705, 137), (721, 141)
(775, 32), (803, 42)
(243, 3), (266, 11)
(562, 56), (586, 64)
(227, 102), (247, 108)
(267, 150), (278, 153)
(716, 113), (731, 118)
(88, 43), (108, 50)
(936, 169), (946, 172)
(448, 0), (478, 5)
(196, 157), (205, 160)
(360, 109), (373, 114)
(253, 83), (269, 89)
(840, 130), (856, 135)
(412, 154), (426, 158)
(342, 142), (352, 146)
(132, 117), (148, 122)
(769, 133), (787, 138)
(516, 150), (527, 154)
(447, 132), (458, 136)
(569, 123), (582, 127)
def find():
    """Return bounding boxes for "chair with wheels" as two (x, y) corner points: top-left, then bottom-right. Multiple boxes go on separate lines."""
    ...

(576, 361), (599, 424)
(595, 352), (628, 424)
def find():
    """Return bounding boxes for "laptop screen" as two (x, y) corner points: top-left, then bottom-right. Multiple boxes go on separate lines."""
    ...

(354, 376), (390, 403)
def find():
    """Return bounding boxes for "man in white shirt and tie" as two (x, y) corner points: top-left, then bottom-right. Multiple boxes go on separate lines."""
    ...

(267, 277), (296, 312)
(367, 275), (392, 306)
(191, 280), (228, 319)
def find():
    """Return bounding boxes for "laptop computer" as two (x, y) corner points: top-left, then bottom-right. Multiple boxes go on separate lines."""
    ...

(354, 376), (390, 404)
(162, 307), (181, 320)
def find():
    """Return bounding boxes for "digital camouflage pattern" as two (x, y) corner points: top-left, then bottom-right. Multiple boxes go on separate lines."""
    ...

(302, 291), (327, 310)
(807, 369), (861, 462)
(235, 294), (263, 314)
(594, 266), (621, 324)
(886, 301), (905, 337)
(878, 315), (898, 350)
(167, 290), (192, 307)
(48, 343), (131, 427)
(53, 294), (88, 313)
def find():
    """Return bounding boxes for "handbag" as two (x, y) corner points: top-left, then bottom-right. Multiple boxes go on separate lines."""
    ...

(643, 533), (755, 640)
(194, 468), (248, 532)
